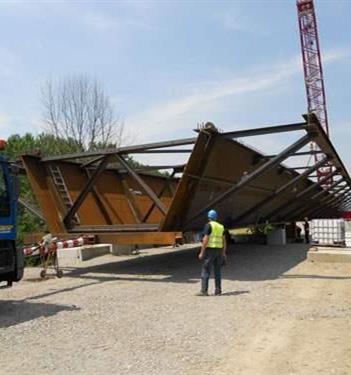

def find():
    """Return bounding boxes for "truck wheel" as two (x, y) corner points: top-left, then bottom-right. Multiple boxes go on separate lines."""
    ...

(12, 243), (24, 282)
(7, 280), (13, 287)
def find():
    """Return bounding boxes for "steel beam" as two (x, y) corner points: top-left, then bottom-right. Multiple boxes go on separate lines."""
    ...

(161, 129), (220, 231)
(287, 167), (309, 170)
(187, 174), (236, 187)
(286, 177), (345, 218)
(68, 223), (159, 233)
(321, 190), (351, 208)
(330, 196), (351, 211)
(328, 192), (351, 207)
(114, 154), (168, 216)
(298, 190), (351, 219)
(266, 168), (340, 221)
(18, 197), (45, 221)
(130, 149), (193, 154)
(81, 155), (106, 168)
(308, 197), (346, 218)
(135, 164), (185, 172)
(233, 156), (329, 225)
(310, 195), (351, 218)
(305, 113), (351, 187)
(120, 176), (143, 223)
(265, 150), (324, 158)
(42, 137), (197, 162)
(316, 185), (350, 206)
(184, 133), (312, 227)
(187, 172), (276, 193)
(64, 155), (111, 228)
(309, 178), (345, 200)
(84, 168), (113, 225)
(313, 193), (349, 214)
(341, 196), (351, 206)
(142, 170), (177, 223)
(288, 178), (346, 219)
(222, 122), (307, 139)
(341, 202), (351, 211)
(319, 185), (349, 203)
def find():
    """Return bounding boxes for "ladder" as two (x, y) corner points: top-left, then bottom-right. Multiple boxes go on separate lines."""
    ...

(49, 164), (80, 225)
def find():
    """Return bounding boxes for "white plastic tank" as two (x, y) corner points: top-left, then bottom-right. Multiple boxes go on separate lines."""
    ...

(311, 219), (345, 246)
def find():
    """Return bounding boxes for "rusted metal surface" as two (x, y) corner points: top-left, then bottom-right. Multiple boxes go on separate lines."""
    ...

(162, 114), (351, 231)
(22, 113), (351, 240)
(22, 155), (178, 238)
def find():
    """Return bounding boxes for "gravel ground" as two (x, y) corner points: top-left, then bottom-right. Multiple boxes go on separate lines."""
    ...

(1, 243), (351, 375)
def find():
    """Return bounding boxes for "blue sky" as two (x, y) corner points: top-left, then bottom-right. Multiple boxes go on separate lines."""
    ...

(0, 0), (350, 168)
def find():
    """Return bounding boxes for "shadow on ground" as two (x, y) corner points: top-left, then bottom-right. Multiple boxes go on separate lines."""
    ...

(65, 243), (310, 282)
(218, 290), (250, 297)
(27, 243), (310, 297)
(0, 300), (80, 328)
(280, 274), (351, 280)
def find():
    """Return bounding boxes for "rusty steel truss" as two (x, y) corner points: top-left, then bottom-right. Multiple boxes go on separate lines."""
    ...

(22, 113), (351, 243)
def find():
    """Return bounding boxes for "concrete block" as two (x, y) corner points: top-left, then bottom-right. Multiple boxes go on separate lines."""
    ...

(110, 244), (140, 255)
(308, 247), (351, 263)
(57, 244), (112, 265)
(267, 228), (286, 246)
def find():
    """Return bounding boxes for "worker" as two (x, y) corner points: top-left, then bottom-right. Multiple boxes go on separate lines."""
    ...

(296, 224), (302, 242)
(197, 209), (227, 296)
(303, 217), (310, 244)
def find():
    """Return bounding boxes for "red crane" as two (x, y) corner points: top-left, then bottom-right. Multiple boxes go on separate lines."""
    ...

(296, 0), (332, 184)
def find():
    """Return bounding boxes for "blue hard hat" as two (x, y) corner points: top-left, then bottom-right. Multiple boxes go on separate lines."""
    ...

(208, 209), (218, 220)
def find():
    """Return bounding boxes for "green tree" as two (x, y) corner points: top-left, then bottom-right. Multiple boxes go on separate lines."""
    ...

(41, 75), (125, 150)
(3, 133), (87, 244)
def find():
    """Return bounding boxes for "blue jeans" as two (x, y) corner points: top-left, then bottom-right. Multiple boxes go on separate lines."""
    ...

(201, 249), (223, 293)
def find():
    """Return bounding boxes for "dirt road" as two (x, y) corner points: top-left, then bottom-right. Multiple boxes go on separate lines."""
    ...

(1, 244), (350, 374)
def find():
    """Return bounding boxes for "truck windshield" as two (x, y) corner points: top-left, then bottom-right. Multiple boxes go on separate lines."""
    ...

(0, 164), (10, 217)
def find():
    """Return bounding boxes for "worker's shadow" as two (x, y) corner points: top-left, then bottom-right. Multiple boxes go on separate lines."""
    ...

(0, 300), (80, 328)
(217, 290), (250, 297)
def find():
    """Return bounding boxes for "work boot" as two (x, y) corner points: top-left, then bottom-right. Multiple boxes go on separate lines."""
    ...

(214, 289), (222, 296)
(195, 291), (209, 296)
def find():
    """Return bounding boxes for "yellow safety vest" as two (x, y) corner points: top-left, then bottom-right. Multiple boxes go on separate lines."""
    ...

(208, 221), (224, 248)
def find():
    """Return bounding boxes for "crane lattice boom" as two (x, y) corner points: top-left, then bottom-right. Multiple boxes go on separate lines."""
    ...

(297, 0), (332, 184)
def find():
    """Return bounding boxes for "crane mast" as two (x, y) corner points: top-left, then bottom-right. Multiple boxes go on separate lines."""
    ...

(297, 0), (332, 184)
